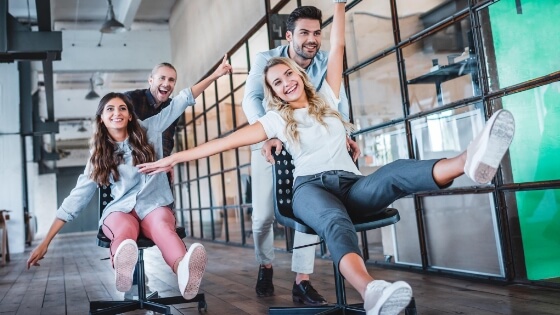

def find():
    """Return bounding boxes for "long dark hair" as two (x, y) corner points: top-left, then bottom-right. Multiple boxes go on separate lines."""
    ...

(89, 92), (156, 185)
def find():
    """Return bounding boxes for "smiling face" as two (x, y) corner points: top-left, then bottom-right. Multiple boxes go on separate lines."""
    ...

(148, 65), (177, 106)
(265, 63), (305, 103)
(286, 18), (322, 65)
(100, 97), (132, 135)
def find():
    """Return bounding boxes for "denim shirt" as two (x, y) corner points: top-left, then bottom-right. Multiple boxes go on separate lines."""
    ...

(242, 45), (349, 125)
(56, 87), (196, 226)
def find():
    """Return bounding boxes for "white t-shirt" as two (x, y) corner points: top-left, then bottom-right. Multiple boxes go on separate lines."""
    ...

(258, 83), (361, 180)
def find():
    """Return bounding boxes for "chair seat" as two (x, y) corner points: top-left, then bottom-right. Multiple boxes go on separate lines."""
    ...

(97, 227), (187, 249)
(276, 203), (400, 235)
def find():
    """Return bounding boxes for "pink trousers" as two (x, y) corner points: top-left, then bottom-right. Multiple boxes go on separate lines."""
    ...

(102, 207), (187, 271)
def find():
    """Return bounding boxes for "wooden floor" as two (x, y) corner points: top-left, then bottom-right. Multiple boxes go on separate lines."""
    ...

(1, 232), (559, 315)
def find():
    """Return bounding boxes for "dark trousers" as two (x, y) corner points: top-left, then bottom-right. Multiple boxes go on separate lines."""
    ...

(292, 159), (443, 267)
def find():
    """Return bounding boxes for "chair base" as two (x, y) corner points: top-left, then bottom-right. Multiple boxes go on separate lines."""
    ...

(90, 292), (207, 315)
(269, 298), (416, 315)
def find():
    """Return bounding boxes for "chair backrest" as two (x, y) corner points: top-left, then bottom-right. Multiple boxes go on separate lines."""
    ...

(272, 148), (401, 235)
(99, 185), (113, 213)
(272, 149), (317, 234)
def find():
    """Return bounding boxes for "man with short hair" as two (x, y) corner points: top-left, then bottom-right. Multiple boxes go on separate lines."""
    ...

(122, 62), (180, 300)
(242, 1), (358, 306)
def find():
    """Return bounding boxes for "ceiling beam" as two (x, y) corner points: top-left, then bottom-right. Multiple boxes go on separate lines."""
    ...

(35, 0), (53, 31)
(0, 2), (62, 62)
(116, 0), (142, 29)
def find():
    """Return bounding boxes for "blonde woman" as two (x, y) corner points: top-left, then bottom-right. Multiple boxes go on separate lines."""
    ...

(138, 3), (515, 314)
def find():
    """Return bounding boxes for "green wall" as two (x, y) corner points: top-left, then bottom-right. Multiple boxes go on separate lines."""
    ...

(490, 0), (560, 280)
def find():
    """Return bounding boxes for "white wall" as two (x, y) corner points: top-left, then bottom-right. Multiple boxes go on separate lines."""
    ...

(169, 0), (266, 89)
(0, 63), (25, 254)
(26, 160), (57, 239)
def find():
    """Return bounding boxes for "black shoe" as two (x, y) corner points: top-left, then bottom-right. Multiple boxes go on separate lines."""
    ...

(255, 265), (274, 297)
(292, 280), (328, 305)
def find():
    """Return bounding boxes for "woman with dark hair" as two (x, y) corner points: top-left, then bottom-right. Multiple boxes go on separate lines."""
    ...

(27, 55), (232, 300)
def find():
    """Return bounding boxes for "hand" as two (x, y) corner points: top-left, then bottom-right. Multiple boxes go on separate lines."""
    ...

(213, 54), (233, 78)
(27, 243), (48, 269)
(346, 137), (360, 162)
(137, 156), (175, 175)
(261, 138), (283, 164)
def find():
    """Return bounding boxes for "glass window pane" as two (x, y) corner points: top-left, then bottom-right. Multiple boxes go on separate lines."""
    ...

(507, 189), (560, 281)
(216, 74), (231, 102)
(234, 86), (248, 127)
(345, 0), (394, 67)
(199, 177), (211, 208)
(185, 98), (197, 123)
(222, 170), (242, 243)
(238, 145), (251, 166)
(496, 82), (560, 184)
(397, 0), (468, 40)
(195, 116), (208, 176)
(231, 43), (249, 89)
(223, 149), (239, 170)
(219, 101), (235, 134)
(410, 104), (484, 187)
(209, 154), (221, 174)
(184, 125), (193, 152)
(348, 53), (403, 127)
(203, 82), (217, 108)
(248, 25), (270, 69)
(423, 194), (504, 276)
(356, 123), (408, 174)
(210, 174), (223, 208)
(404, 18), (479, 115)
(391, 197), (421, 266)
(480, 1), (560, 91)
(206, 107), (219, 140)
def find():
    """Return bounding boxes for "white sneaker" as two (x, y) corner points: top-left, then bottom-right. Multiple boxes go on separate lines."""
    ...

(177, 243), (207, 300)
(113, 239), (138, 292)
(364, 280), (412, 315)
(464, 109), (515, 184)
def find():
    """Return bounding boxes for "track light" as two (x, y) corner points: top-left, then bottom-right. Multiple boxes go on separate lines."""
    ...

(85, 77), (100, 100)
(100, 0), (126, 34)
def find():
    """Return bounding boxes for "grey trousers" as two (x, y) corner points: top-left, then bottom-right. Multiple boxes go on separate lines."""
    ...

(251, 145), (318, 274)
(292, 159), (443, 267)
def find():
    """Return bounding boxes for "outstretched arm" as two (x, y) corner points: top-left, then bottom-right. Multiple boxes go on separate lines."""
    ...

(326, 1), (346, 99)
(27, 218), (66, 269)
(138, 122), (269, 174)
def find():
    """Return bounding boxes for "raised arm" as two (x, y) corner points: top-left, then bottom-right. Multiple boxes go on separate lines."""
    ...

(138, 122), (268, 174)
(191, 54), (232, 99)
(142, 55), (232, 132)
(326, 2), (346, 98)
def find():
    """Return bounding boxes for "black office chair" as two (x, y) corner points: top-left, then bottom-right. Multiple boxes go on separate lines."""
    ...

(89, 185), (207, 315)
(268, 149), (416, 315)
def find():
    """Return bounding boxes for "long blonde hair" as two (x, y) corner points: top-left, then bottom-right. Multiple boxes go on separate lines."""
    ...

(262, 57), (354, 145)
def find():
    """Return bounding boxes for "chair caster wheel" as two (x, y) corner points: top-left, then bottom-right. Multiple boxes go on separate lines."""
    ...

(198, 300), (208, 311)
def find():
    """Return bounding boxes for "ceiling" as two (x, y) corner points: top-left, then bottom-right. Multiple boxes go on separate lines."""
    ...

(8, 0), (177, 91)
(5, 0), (179, 165)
